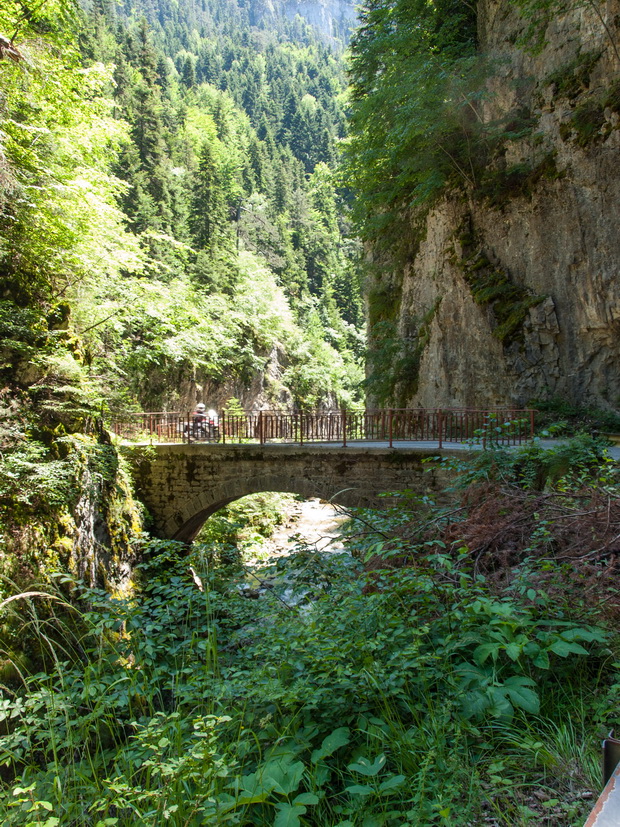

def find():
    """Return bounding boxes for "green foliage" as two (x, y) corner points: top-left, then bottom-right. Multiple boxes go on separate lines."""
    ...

(544, 50), (602, 100)
(0, 37), (142, 304)
(5, 434), (620, 824)
(457, 222), (546, 343)
(477, 151), (563, 209)
(441, 433), (616, 492)
(344, 0), (479, 247)
(81, 251), (361, 411)
(532, 398), (620, 436)
(560, 98), (607, 147)
(196, 492), (297, 556)
(0, 517), (610, 825)
(1, 0), (364, 424)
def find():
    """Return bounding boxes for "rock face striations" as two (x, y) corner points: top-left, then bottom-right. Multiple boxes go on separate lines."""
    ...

(366, 0), (620, 411)
(250, 0), (357, 42)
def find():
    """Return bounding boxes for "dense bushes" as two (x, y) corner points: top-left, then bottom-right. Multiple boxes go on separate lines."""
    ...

(2, 439), (619, 825)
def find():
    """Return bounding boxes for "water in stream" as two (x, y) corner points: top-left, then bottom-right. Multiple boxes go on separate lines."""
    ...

(235, 498), (359, 609)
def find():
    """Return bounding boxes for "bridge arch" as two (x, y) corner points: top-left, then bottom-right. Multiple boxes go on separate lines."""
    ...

(124, 443), (452, 543)
(166, 473), (332, 542)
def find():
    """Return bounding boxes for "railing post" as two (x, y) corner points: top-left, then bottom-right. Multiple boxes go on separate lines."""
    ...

(258, 410), (264, 445)
(221, 411), (225, 444)
(438, 409), (443, 450)
(389, 408), (393, 448)
(529, 408), (535, 440)
(300, 411), (303, 446)
(342, 408), (347, 448)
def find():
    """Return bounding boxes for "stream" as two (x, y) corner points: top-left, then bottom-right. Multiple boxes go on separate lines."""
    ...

(250, 498), (347, 559)
(237, 498), (359, 608)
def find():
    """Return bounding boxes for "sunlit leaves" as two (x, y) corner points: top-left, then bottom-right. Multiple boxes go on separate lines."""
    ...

(344, 0), (479, 240)
(0, 31), (142, 302)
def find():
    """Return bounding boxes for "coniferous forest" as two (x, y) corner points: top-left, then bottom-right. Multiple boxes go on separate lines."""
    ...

(3, 0), (620, 825)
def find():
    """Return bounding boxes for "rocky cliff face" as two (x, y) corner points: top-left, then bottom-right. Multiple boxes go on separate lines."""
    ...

(378, 0), (620, 410)
(250, 0), (356, 42)
(284, 0), (356, 39)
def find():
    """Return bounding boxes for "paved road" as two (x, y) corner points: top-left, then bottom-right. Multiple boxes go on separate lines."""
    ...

(150, 437), (620, 461)
(258, 438), (620, 459)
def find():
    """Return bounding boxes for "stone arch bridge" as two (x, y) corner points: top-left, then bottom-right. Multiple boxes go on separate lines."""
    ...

(122, 442), (457, 542)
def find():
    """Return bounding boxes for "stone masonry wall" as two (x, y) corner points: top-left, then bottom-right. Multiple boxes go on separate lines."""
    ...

(123, 443), (455, 542)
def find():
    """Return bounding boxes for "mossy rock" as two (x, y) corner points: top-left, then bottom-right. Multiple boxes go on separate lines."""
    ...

(457, 219), (546, 345)
(562, 100), (606, 147)
(545, 51), (602, 101)
(477, 152), (562, 209)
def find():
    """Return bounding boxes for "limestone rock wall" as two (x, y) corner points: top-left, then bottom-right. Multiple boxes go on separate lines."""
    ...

(284, 0), (356, 40)
(249, 0), (356, 42)
(388, 0), (620, 410)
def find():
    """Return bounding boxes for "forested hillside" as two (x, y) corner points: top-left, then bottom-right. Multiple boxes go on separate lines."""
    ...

(3, 0), (362, 415)
(0, 0), (361, 585)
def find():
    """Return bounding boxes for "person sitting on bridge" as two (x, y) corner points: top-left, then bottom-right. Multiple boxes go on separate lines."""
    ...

(193, 402), (208, 423)
(192, 403), (219, 441)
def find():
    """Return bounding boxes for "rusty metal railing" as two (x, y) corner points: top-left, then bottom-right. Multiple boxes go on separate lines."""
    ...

(583, 735), (620, 826)
(110, 408), (536, 447)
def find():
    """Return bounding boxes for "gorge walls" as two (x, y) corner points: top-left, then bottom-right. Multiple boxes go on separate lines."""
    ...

(366, 0), (620, 411)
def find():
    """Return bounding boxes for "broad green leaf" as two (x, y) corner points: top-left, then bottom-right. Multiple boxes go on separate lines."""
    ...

(347, 753), (386, 777)
(503, 675), (536, 688)
(273, 802), (306, 827)
(344, 784), (374, 796)
(231, 791), (271, 808)
(473, 642), (499, 665)
(561, 627), (604, 643)
(504, 684), (540, 714)
(378, 774), (406, 793)
(550, 640), (589, 657)
(310, 727), (350, 763)
(264, 759), (305, 795)
(487, 687), (514, 719)
(460, 690), (489, 719)
(293, 792), (319, 805)
(533, 649), (550, 669)
(455, 662), (490, 686)
(239, 771), (276, 796)
(362, 816), (385, 827)
(504, 642), (521, 661)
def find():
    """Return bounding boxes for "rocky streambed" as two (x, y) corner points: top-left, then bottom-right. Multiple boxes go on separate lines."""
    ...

(237, 498), (359, 608)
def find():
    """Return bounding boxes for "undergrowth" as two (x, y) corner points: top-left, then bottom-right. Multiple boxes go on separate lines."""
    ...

(533, 397), (620, 436)
(1, 438), (620, 825)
